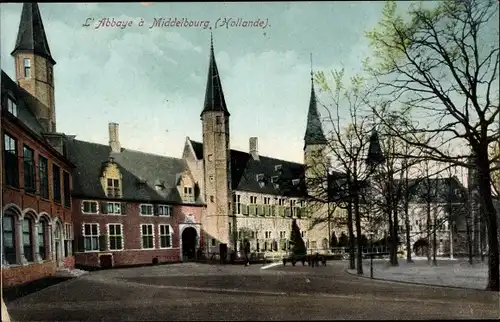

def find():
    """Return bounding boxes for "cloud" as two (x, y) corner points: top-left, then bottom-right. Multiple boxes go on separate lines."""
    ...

(75, 3), (99, 12)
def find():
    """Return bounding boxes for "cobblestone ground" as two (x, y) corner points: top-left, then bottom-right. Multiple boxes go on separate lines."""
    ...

(6, 262), (499, 321)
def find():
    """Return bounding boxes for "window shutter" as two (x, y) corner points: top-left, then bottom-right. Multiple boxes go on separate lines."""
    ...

(154, 205), (160, 216)
(121, 202), (127, 215)
(99, 235), (106, 251)
(101, 202), (108, 214)
(77, 236), (85, 252)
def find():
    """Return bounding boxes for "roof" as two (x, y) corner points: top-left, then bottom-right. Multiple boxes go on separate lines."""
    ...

(190, 139), (313, 198)
(201, 35), (229, 117)
(2, 71), (45, 137)
(65, 138), (202, 204)
(303, 78), (327, 148)
(2, 71), (73, 167)
(11, 3), (56, 65)
(405, 176), (467, 204)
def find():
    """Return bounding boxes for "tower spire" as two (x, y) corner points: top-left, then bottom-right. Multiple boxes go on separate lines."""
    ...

(201, 33), (229, 117)
(11, 3), (56, 65)
(304, 53), (327, 149)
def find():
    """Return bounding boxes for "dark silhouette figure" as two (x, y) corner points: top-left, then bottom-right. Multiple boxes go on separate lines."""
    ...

(244, 240), (251, 266)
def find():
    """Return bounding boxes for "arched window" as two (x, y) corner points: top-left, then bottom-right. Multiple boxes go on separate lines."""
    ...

(38, 219), (47, 260)
(2, 215), (16, 264)
(22, 217), (34, 262)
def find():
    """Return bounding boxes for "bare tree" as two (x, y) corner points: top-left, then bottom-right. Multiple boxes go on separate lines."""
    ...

(312, 68), (382, 275)
(365, 0), (500, 291)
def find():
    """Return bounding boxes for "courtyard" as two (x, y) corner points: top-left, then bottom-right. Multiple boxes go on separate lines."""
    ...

(4, 261), (499, 321)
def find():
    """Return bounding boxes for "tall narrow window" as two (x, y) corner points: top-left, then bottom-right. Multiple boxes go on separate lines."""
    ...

(6, 97), (17, 117)
(53, 164), (61, 203)
(39, 156), (49, 199)
(83, 223), (99, 251)
(24, 58), (31, 78)
(158, 224), (172, 248)
(108, 224), (123, 250)
(47, 65), (53, 83)
(141, 224), (154, 249)
(2, 215), (16, 264)
(3, 134), (19, 188)
(63, 172), (71, 208)
(22, 218), (34, 262)
(38, 219), (47, 260)
(23, 145), (36, 192)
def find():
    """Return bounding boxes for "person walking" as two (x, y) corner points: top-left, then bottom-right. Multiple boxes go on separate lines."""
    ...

(244, 240), (251, 266)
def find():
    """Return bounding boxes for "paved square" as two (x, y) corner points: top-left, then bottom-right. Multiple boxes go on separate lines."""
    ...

(5, 262), (499, 321)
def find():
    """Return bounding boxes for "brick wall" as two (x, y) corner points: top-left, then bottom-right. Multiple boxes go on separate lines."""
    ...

(1, 261), (56, 288)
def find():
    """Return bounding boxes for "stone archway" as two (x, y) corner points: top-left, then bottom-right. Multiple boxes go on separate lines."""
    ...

(181, 227), (197, 261)
(413, 238), (429, 257)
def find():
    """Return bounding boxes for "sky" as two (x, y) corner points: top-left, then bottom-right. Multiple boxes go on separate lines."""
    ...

(0, 2), (390, 164)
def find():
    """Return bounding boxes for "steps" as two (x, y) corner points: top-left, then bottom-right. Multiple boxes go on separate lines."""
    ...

(55, 267), (89, 278)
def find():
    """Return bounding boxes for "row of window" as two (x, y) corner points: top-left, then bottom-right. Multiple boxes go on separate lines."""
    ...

(233, 203), (306, 218)
(235, 194), (304, 207)
(242, 238), (312, 252)
(80, 223), (173, 252)
(81, 201), (173, 216)
(3, 133), (71, 206)
(2, 215), (73, 265)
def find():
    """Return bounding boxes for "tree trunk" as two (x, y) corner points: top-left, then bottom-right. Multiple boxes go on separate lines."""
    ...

(347, 201), (355, 270)
(392, 198), (400, 266)
(476, 152), (499, 292)
(432, 210), (437, 266)
(354, 192), (363, 275)
(465, 206), (474, 265)
(404, 169), (412, 263)
(426, 200), (432, 265)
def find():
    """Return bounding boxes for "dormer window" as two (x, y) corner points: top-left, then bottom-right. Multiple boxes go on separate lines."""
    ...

(275, 165), (282, 172)
(183, 186), (195, 202)
(292, 179), (300, 186)
(107, 178), (121, 198)
(155, 179), (165, 191)
(256, 174), (264, 182)
(271, 176), (278, 183)
(6, 97), (17, 117)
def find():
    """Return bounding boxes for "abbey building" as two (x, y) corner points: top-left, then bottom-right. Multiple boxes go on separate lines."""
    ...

(1, 3), (342, 287)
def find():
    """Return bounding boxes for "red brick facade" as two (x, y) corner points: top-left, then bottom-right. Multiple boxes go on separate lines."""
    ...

(72, 199), (204, 268)
(1, 114), (75, 289)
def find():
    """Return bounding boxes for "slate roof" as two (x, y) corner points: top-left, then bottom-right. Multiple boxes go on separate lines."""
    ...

(201, 35), (229, 117)
(64, 138), (202, 204)
(405, 176), (467, 204)
(303, 77), (327, 148)
(190, 140), (314, 198)
(2, 70), (46, 137)
(11, 3), (56, 65)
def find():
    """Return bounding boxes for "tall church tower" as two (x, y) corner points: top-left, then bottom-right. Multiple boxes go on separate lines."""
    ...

(201, 34), (232, 251)
(304, 55), (328, 193)
(11, 3), (57, 132)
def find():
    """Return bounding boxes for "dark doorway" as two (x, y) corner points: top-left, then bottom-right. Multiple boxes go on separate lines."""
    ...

(182, 227), (197, 261)
(99, 255), (113, 269)
(413, 239), (429, 257)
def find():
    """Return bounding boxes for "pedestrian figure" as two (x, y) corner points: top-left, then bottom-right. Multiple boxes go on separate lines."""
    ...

(244, 240), (251, 266)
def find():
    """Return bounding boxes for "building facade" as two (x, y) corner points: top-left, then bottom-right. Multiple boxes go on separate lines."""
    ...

(1, 3), (74, 288)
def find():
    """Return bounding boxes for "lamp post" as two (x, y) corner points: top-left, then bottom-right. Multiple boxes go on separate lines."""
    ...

(366, 129), (385, 279)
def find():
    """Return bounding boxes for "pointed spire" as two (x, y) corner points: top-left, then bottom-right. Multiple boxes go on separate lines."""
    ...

(11, 3), (56, 65)
(366, 130), (385, 168)
(304, 53), (327, 149)
(201, 33), (229, 117)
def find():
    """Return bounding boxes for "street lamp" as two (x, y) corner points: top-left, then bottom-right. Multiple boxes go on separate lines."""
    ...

(366, 129), (385, 279)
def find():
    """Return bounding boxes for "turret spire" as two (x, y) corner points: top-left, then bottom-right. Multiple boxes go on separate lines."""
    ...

(304, 53), (327, 149)
(11, 3), (56, 65)
(201, 33), (229, 117)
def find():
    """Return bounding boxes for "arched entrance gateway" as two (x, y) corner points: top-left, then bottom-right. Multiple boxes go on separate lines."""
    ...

(181, 227), (197, 261)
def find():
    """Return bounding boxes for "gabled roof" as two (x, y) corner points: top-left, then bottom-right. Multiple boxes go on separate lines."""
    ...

(65, 138), (203, 204)
(303, 77), (327, 148)
(11, 3), (56, 65)
(189, 140), (306, 197)
(201, 34), (229, 117)
(405, 176), (467, 204)
(2, 70), (45, 137)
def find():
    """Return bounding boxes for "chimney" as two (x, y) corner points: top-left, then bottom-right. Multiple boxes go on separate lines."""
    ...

(108, 122), (121, 153)
(249, 137), (259, 161)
